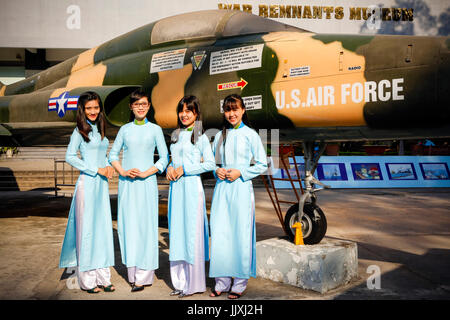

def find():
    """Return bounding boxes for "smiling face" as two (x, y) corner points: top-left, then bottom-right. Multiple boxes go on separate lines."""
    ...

(178, 103), (197, 128)
(224, 100), (245, 127)
(84, 99), (101, 122)
(130, 97), (150, 121)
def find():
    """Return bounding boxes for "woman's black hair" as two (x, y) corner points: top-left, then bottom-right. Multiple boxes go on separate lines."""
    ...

(171, 95), (204, 145)
(215, 94), (251, 165)
(128, 89), (152, 122)
(76, 91), (106, 142)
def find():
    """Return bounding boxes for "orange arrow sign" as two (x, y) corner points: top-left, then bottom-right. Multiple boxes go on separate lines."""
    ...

(217, 78), (248, 91)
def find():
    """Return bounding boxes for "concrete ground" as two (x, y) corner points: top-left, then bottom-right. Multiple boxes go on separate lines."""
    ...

(0, 182), (449, 302)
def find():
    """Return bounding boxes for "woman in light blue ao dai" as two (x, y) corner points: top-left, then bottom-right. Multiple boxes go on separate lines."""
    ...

(209, 94), (267, 299)
(166, 96), (215, 298)
(59, 91), (116, 294)
(109, 89), (168, 292)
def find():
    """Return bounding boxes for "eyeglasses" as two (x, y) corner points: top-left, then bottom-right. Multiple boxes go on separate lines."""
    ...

(132, 102), (149, 108)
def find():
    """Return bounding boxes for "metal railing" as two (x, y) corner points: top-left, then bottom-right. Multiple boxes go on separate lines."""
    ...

(261, 145), (305, 236)
(53, 158), (77, 197)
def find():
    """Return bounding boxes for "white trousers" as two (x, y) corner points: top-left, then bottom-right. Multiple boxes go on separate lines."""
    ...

(214, 277), (248, 294)
(170, 260), (206, 295)
(74, 175), (112, 291)
(127, 267), (154, 286)
(169, 177), (206, 295)
(77, 267), (111, 290)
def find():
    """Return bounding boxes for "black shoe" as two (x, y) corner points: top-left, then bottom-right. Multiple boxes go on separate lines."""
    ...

(131, 284), (144, 292)
(170, 289), (183, 296)
(178, 292), (193, 298)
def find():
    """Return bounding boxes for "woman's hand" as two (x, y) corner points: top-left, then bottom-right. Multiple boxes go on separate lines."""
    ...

(105, 166), (115, 179)
(174, 166), (184, 180)
(216, 168), (227, 180)
(98, 167), (114, 179)
(226, 169), (241, 182)
(123, 168), (141, 179)
(136, 166), (158, 179)
(97, 167), (109, 178)
(136, 170), (150, 179)
(166, 166), (176, 181)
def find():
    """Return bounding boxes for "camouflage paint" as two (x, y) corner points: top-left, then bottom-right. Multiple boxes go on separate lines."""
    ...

(311, 34), (373, 52)
(264, 32), (367, 127)
(152, 63), (193, 127)
(0, 10), (448, 145)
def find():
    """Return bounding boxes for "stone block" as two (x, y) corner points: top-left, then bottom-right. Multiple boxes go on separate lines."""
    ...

(256, 237), (358, 293)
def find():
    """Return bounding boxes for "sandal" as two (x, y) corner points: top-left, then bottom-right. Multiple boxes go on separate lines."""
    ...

(210, 289), (223, 297)
(99, 284), (115, 292)
(228, 292), (242, 299)
(131, 284), (145, 292)
(86, 286), (101, 294)
(170, 289), (183, 296)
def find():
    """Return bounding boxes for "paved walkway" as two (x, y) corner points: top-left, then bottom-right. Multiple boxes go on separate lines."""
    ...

(0, 186), (449, 303)
(0, 158), (55, 171)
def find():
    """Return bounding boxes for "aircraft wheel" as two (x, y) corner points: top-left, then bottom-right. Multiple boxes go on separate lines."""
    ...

(284, 203), (327, 245)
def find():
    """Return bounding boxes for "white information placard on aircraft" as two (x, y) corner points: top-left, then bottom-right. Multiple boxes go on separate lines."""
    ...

(290, 66), (311, 77)
(243, 94), (263, 111)
(210, 44), (264, 75)
(150, 48), (187, 73)
(220, 95), (262, 112)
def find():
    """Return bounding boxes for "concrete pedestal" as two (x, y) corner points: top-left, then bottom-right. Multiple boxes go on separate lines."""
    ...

(256, 238), (358, 294)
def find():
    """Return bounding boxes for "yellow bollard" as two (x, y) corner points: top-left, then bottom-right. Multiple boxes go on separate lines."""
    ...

(292, 222), (304, 245)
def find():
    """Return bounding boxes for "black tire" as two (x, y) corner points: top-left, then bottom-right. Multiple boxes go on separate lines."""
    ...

(284, 203), (327, 245)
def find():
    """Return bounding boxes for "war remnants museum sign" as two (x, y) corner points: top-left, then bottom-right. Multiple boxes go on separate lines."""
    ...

(216, 1), (449, 36)
(218, 3), (414, 22)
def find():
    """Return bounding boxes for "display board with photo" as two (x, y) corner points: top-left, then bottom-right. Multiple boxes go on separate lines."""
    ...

(385, 163), (417, 180)
(281, 163), (305, 180)
(317, 163), (348, 181)
(419, 163), (450, 180)
(351, 163), (383, 180)
(272, 156), (450, 189)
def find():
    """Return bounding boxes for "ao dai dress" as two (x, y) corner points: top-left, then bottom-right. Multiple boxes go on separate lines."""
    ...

(168, 129), (215, 295)
(59, 123), (115, 290)
(109, 119), (168, 285)
(209, 123), (267, 292)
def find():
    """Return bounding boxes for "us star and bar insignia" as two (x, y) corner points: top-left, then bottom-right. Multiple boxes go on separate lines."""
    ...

(48, 92), (79, 118)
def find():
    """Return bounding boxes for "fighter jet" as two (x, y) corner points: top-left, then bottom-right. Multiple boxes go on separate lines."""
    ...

(1, 10), (448, 243)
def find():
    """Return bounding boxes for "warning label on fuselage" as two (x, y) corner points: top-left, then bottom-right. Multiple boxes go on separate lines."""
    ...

(150, 48), (187, 73)
(210, 44), (264, 75)
(290, 66), (310, 77)
(220, 95), (262, 112)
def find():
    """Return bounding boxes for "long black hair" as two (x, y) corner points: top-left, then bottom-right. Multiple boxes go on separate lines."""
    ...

(215, 94), (251, 165)
(128, 89), (152, 122)
(76, 91), (106, 142)
(171, 95), (204, 145)
(220, 94), (251, 143)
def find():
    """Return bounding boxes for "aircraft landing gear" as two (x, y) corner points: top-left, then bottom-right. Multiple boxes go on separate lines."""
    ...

(284, 202), (327, 244)
(288, 141), (329, 244)
(262, 141), (330, 245)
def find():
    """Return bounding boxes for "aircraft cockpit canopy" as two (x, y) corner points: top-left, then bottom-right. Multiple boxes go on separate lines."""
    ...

(151, 10), (305, 45)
